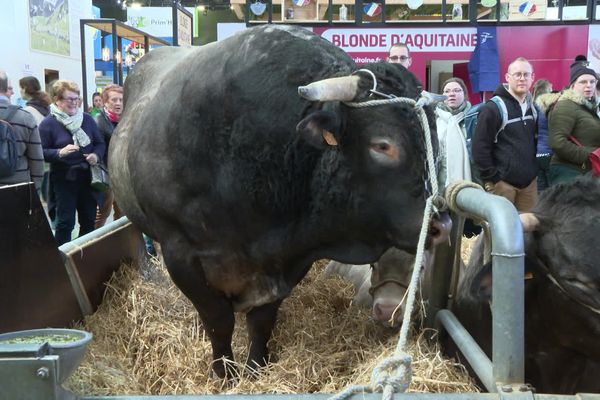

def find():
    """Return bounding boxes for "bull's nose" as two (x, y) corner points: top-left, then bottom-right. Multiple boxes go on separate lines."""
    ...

(428, 212), (452, 247)
(373, 302), (403, 326)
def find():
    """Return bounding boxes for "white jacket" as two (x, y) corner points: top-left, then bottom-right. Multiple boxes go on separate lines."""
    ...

(435, 106), (472, 191)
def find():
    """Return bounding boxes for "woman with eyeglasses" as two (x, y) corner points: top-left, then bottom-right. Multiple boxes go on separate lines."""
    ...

(537, 63), (600, 185)
(94, 84), (123, 228)
(39, 80), (105, 246)
(435, 77), (472, 190)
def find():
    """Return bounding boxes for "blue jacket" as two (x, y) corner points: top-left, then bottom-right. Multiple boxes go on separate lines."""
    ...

(535, 105), (552, 156)
(39, 113), (105, 176)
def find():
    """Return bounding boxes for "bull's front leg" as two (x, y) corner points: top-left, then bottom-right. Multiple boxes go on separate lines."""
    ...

(245, 300), (283, 373)
(161, 244), (236, 379)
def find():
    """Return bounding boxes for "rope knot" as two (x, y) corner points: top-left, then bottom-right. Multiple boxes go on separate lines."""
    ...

(432, 194), (448, 213)
(444, 180), (484, 215)
(370, 353), (412, 393)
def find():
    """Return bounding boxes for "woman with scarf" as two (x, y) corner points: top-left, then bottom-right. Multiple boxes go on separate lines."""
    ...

(537, 63), (600, 185)
(94, 84), (123, 228)
(39, 80), (105, 246)
(436, 78), (479, 237)
(436, 77), (472, 190)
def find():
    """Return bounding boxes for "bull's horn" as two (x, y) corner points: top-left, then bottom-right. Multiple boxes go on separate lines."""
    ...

(298, 75), (360, 102)
(416, 90), (447, 108)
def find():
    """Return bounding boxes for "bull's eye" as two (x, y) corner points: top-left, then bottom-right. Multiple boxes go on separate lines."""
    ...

(369, 139), (401, 166)
(375, 142), (390, 152)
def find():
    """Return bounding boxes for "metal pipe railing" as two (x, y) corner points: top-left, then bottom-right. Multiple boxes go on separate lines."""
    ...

(78, 393), (600, 400)
(437, 309), (494, 392)
(445, 187), (525, 388)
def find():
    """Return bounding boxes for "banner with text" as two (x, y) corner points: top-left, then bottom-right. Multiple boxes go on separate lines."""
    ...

(313, 27), (478, 84)
(317, 27), (477, 53)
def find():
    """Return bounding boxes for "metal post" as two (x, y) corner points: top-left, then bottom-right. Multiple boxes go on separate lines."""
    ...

(453, 188), (525, 386)
(111, 21), (118, 85)
(172, 1), (179, 46)
(355, 0), (362, 23)
(437, 309), (494, 392)
(80, 20), (88, 112)
(117, 36), (123, 85)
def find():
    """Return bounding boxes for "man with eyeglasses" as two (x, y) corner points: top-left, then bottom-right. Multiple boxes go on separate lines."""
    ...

(387, 42), (412, 69)
(0, 69), (44, 191)
(472, 57), (539, 212)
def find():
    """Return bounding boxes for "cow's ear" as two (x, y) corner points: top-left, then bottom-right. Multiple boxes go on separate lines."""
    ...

(472, 258), (536, 302)
(297, 110), (340, 149)
(472, 262), (493, 301)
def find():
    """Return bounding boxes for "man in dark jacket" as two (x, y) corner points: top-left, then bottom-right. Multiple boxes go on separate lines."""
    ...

(0, 70), (44, 190)
(473, 57), (538, 212)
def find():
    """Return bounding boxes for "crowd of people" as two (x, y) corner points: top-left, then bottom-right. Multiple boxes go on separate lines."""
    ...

(389, 43), (600, 215)
(0, 70), (122, 246)
(1, 47), (599, 246)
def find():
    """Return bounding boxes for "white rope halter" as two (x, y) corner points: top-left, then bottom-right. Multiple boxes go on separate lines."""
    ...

(329, 75), (441, 400)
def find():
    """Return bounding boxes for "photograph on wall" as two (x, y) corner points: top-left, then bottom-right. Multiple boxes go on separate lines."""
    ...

(28, 0), (70, 56)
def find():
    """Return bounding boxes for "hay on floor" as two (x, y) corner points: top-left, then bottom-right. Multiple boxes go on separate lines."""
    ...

(65, 253), (479, 396)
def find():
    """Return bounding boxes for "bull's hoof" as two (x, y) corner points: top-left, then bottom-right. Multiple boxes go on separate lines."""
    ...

(244, 355), (270, 379)
(211, 358), (240, 382)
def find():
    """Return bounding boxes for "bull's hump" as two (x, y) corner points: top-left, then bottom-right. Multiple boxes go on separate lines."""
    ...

(262, 24), (318, 41)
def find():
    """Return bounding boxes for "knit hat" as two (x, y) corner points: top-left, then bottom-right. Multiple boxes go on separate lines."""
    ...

(569, 62), (597, 85)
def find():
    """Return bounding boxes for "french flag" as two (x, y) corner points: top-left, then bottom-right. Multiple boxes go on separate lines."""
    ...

(518, 1), (536, 16)
(363, 2), (382, 16)
(293, 0), (311, 6)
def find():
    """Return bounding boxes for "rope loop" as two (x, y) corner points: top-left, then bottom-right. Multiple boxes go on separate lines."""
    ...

(370, 353), (413, 393)
(444, 180), (484, 216)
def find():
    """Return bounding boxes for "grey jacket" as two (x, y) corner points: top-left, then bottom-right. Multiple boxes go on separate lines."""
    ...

(0, 98), (44, 190)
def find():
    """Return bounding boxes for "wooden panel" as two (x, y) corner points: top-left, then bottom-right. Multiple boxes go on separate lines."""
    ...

(67, 222), (145, 309)
(0, 183), (146, 334)
(0, 183), (82, 333)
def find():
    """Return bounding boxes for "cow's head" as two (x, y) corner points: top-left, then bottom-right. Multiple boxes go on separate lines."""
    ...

(296, 63), (450, 255)
(468, 177), (600, 358)
(520, 177), (600, 356)
(369, 248), (433, 328)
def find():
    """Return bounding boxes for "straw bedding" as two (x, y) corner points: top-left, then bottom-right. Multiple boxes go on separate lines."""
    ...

(65, 238), (479, 396)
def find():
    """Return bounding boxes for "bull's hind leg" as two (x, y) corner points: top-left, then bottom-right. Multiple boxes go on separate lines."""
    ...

(245, 300), (283, 374)
(161, 243), (236, 379)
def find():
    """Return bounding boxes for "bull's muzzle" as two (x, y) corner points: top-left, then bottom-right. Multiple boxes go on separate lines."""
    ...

(427, 212), (452, 248)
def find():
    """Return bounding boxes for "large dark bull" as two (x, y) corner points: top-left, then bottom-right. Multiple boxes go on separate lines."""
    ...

(110, 25), (449, 378)
(451, 176), (600, 393)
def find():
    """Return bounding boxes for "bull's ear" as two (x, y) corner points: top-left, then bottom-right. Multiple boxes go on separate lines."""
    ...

(296, 111), (340, 149)
(472, 258), (536, 302)
(472, 262), (493, 301)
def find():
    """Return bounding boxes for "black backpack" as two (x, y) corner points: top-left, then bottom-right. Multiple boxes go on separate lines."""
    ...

(0, 106), (19, 178)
